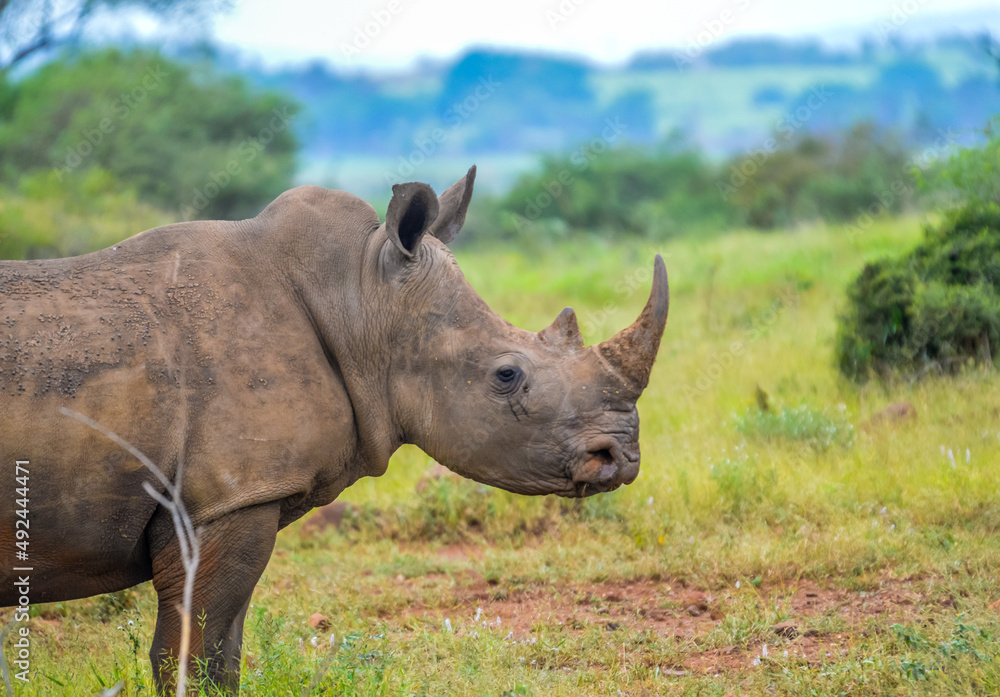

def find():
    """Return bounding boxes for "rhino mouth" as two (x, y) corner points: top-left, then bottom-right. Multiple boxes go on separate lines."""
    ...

(566, 439), (640, 498)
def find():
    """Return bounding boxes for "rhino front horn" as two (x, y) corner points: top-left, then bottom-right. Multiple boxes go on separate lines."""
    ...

(597, 254), (669, 394)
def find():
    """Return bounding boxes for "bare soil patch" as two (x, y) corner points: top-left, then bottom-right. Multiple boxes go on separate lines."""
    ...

(371, 545), (943, 674)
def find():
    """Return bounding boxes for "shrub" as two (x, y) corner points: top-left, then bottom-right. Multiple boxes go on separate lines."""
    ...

(837, 206), (1000, 380)
(494, 141), (734, 240)
(0, 169), (170, 259)
(356, 474), (499, 543)
(923, 117), (1000, 211)
(722, 123), (914, 229)
(0, 48), (298, 220)
(732, 404), (854, 450)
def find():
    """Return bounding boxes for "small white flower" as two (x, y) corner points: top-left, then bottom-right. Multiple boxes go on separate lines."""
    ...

(474, 607), (482, 622)
(329, 633), (336, 647)
(966, 448), (971, 463)
(127, 620), (135, 626)
(647, 496), (654, 506)
(752, 657), (761, 666)
(504, 631), (513, 641)
(735, 580), (741, 589)
(761, 644), (768, 658)
(310, 636), (318, 647)
(443, 618), (453, 633)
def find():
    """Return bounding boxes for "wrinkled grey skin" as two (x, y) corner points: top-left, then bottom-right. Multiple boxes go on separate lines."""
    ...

(0, 166), (668, 692)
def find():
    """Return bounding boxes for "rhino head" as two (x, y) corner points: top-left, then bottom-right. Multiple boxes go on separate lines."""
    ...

(345, 166), (668, 497)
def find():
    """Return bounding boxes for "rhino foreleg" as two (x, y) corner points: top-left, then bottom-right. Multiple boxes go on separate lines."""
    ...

(149, 502), (280, 694)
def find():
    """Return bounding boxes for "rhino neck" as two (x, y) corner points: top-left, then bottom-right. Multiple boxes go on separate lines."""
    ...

(298, 290), (400, 478)
(259, 187), (404, 479)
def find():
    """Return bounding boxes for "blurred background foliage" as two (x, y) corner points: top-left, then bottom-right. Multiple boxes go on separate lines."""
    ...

(1, 5), (999, 383)
(1, 31), (997, 255)
(0, 49), (298, 221)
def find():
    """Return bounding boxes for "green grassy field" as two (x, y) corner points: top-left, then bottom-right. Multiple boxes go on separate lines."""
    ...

(6, 214), (1000, 696)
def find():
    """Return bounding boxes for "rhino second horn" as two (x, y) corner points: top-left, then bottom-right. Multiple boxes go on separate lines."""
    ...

(539, 306), (584, 350)
(596, 254), (669, 393)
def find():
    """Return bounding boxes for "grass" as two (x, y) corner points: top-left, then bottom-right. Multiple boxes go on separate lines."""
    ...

(7, 213), (1000, 695)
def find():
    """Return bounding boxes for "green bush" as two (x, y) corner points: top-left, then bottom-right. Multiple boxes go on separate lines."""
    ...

(0, 169), (170, 259)
(383, 474), (497, 543)
(837, 206), (1000, 381)
(722, 123), (914, 229)
(494, 141), (734, 240)
(480, 123), (919, 242)
(924, 117), (1000, 211)
(0, 48), (298, 220)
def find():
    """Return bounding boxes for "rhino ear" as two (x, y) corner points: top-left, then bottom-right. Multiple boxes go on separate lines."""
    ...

(385, 182), (440, 258)
(427, 165), (476, 244)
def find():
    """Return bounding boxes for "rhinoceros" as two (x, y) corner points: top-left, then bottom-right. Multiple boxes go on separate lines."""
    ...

(0, 166), (668, 691)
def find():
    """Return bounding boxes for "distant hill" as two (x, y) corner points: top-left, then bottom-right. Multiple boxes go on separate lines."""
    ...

(221, 33), (1000, 196)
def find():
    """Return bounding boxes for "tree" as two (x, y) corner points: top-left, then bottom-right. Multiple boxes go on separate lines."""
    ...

(0, 0), (215, 73)
(984, 33), (1000, 78)
(0, 48), (299, 220)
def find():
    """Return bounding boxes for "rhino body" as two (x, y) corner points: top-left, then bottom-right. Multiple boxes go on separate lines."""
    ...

(0, 167), (668, 690)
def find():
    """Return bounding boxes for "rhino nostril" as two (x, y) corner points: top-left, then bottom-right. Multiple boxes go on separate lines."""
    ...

(573, 448), (618, 484)
(590, 448), (613, 466)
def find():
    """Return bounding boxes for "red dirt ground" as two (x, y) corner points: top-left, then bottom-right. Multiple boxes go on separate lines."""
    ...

(364, 543), (951, 675)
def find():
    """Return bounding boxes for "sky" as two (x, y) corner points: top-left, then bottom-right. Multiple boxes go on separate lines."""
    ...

(198, 0), (1000, 70)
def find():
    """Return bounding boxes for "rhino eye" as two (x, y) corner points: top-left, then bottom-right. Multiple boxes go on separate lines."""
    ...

(495, 366), (520, 384)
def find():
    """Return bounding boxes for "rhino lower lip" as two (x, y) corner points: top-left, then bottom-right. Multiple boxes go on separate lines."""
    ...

(571, 479), (622, 497)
